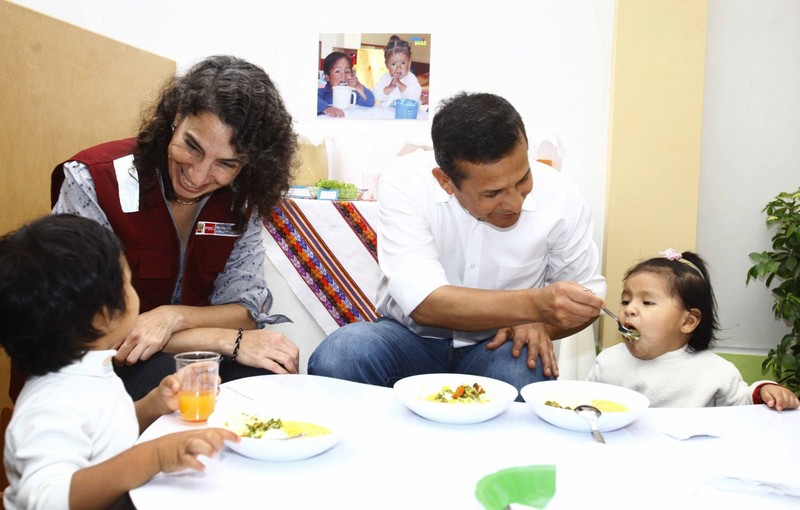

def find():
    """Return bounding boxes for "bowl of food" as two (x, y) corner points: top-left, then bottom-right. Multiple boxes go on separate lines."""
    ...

(208, 409), (341, 461)
(520, 380), (649, 432)
(393, 373), (518, 425)
(475, 465), (556, 510)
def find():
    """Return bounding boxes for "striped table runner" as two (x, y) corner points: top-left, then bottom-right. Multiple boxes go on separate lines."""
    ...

(264, 199), (381, 334)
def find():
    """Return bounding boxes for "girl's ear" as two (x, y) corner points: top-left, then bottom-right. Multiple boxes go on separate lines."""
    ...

(680, 308), (702, 334)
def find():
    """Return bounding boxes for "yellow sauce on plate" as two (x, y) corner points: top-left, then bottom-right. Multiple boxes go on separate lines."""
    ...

(281, 421), (331, 438)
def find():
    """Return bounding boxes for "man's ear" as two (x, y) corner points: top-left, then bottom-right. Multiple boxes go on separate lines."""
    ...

(432, 167), (455, 194)
(680, 308), (702, 334)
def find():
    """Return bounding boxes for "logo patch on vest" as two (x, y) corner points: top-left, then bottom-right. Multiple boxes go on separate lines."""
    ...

(195, 221), (239, 237)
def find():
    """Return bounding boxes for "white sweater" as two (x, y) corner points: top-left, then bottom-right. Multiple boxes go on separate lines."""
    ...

(586, 343), (767, 408)
(3, 350), (138, 510)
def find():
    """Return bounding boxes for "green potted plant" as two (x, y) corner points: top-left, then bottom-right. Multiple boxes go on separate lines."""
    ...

(746, 187), (800, 395)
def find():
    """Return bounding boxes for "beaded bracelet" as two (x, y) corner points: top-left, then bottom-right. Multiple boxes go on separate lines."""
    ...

(227, 328), (243, 363)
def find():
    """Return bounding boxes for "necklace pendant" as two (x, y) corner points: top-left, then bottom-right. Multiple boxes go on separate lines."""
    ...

(174, 197), (200, 206)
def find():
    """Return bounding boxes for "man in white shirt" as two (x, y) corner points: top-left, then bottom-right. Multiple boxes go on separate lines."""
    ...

(308, 92), (605, 393)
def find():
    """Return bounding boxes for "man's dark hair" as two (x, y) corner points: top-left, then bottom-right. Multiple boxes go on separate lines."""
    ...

(431, 92), (528, 188)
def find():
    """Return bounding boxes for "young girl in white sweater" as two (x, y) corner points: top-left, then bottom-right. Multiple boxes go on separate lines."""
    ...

(587, 249), (798, 410)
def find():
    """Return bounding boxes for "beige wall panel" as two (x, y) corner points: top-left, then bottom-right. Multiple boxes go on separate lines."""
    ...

(602, 0), (708, 346)
(0, 0), (175, 415)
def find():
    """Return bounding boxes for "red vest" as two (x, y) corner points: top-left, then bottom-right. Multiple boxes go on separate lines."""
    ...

(51, 139), (240, 312)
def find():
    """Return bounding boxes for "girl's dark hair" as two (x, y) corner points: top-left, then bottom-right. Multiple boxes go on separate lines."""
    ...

(134, 55), (297, 229)
(323, 51), (351, 76)
(431, 92), (528, 188)
(383, 35), (411, 61)
(624, 251), (718, 351)
(0, 214), (127, 375)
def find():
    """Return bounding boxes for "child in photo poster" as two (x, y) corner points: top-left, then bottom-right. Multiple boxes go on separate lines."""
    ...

(372, 35), (422, 106)
(317, 51), (375, 117)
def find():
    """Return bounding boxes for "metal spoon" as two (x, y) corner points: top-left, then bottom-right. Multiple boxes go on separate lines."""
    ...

(574, 405), (605, 444)
(601, 307), (640, 342)
(267, 432), (305, 440)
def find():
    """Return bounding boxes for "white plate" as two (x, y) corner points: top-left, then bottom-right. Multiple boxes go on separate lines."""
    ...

(394, 373), (518, 424)
(208, 409), (340, 462)
(520, 380), (649, 432)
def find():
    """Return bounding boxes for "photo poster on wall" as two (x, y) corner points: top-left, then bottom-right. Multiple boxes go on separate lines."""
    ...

(317, 33), (430, 121)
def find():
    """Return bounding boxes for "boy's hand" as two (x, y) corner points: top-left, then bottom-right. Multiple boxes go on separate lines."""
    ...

(154, 374), (223, 416)
(324, 106), (345, 118)
(154, 374), (180, 414)
(760, 384), (800, 411)
(156, 428), (240, 473)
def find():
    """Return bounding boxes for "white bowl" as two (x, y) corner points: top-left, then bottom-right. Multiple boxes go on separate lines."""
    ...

(394, 373), (518, 425)
(520, 380), (649, 432)
(208, 409), (340, 462)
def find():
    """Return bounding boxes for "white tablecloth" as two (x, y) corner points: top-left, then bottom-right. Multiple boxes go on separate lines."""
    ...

(131, 375), (800, 510)
(318, 104), (429, 120)
(264, 199), (380, 334)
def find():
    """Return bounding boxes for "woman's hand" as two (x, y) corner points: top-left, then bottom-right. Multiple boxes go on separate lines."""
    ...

(114, 305), (183, 366)
(235, 329), (300, 374)
(485, 323), (559, 378)
(323, 106), (345, 117)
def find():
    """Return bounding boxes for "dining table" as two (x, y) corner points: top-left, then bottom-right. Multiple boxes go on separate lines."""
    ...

(317, 104), (429, 121)
(131, 374), (800, 510)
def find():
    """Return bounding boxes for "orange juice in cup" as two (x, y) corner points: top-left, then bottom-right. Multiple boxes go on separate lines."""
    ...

(174, 351), (221, 422)
(179, 390), (217, 422)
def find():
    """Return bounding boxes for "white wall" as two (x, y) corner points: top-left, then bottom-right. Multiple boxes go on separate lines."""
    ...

(11, 0), (613, 249)
(698, 0), (800, 354)
(13, 0), (800, 358)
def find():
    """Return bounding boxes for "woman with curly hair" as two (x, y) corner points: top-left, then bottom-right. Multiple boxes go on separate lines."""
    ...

(48, 55), (300, 399)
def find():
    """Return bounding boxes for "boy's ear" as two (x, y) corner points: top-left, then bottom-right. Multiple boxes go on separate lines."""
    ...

(680, 308), (702, 334)
(91, 306), (116, 334)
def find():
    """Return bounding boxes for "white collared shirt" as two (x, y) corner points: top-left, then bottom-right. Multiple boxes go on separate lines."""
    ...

(375, 150), (606, 346)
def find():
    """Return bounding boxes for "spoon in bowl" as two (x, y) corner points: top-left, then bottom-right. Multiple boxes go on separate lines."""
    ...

(574, 405), (605, 444)
(270, 433), (305, 440)
(601, 307), (640, 342)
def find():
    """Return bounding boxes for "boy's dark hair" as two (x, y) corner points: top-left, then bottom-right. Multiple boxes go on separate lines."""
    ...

(0, 214), (127, 375)
(323, 51), (351, 76)
(624, 251), (718, 351)
(431, 92), (528, 188)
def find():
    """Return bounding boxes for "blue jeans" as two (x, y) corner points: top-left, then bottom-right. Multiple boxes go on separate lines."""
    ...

(308, 318), (553, 400)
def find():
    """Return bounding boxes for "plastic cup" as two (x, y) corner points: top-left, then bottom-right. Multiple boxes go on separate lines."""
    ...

(174, 351), (221, 422)
(394, 98), (420, 119)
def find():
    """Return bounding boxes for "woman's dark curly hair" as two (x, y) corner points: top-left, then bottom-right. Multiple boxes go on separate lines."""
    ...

(431, 92), (528, 188)
(134, 55), (297, 229)
(0, 214), (127, 375)
(624, 251), (719, 351)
